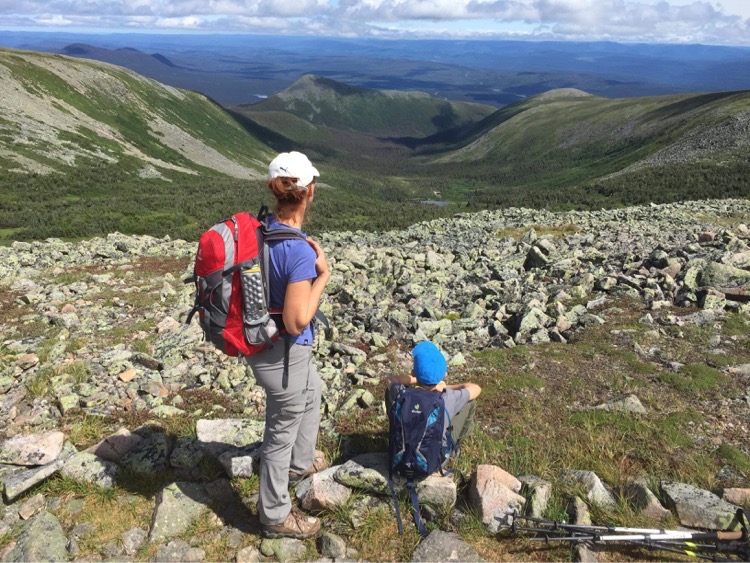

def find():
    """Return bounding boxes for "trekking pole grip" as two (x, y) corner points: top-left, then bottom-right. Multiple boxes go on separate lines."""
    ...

(715, 531), (743, 541)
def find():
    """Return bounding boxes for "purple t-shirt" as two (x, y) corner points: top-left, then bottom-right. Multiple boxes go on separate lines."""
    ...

(267, 218), (317, 346)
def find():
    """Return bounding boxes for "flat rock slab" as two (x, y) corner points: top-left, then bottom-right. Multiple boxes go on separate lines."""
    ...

(0, 431), (65, 466)
(2, 442), (76, 502)
(334, 452), (390, 495)
(4, 511), (68, 562)
(61, 451), (119, 488)
(196, 419), (264, 456)
(661, 482), (742, 530)
(411, 530), (484, 562)
(149, 481), (212, 543)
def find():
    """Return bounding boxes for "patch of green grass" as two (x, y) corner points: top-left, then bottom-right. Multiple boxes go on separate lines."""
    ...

(656, 410), (703, 449)
(25, 366), (54, 398)
(723, 313), (750, 337)
(608, 349), (658, 376)
(60, 360), (92, 385)
(659, 363), (730, 394)
(716, 444), (750, 474)
(471, 347), (530, 371)
(494, 373), (546, 391)
(67, 414), (114, 449)
(232, 474), (260, 501)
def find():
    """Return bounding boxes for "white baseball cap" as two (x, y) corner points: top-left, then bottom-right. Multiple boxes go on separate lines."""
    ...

(267, 151), (319, 188)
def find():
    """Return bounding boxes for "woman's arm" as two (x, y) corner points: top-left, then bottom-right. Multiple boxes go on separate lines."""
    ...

(282, 238), (330, 336)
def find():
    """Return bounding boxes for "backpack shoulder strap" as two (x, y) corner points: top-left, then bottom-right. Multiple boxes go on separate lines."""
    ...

(406, 478), (428, 538)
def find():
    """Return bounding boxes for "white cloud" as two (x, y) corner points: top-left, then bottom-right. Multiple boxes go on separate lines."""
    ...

(0, 0), (748, 44)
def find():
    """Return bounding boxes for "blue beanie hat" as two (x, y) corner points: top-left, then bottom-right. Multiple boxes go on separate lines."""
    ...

(412, 341), (447, 386)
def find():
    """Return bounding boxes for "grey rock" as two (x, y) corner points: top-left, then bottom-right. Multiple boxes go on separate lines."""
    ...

(154, 539), (205, 562)
(561, 470), (616, 508)
(319, 531), (347, 560)
(235, 545), (262, 563)
(699, 262), (750, 289)
(149, 481), (211, 542)
(623, 479), (671, 521)
(217, 442), (262, 479)
(4, 511), (68, 562)
(567, 496), (592, 526)
(17, 493), (46, 520)
(299, 466), (352, 512)
(411, 530), (484, 562)
(333, 452), (390, 496)
(61, 451), (119, 488)
(120, 430), (171, 477)
(260, 537), (307, 562)
(170, 437), (210, 479)
(3, 442), (76, 502)
(594, 394), (647, 415)
(661, 481), (743, 530)
(121, 528), (147, 556)
(195, 419), (264, 456)
(519, 475), (552, 518)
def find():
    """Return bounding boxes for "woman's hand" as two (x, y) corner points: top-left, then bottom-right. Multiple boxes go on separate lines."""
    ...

(307, 237), (330, 278)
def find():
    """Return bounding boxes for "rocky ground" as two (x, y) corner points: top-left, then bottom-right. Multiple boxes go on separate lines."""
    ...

(0, 199), (749, 561)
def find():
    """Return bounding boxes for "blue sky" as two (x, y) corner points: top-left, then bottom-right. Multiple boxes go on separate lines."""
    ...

(2, 0), (749, 46)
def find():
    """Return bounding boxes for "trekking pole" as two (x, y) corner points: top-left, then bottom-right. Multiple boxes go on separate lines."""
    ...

(502, 510), (750, 562)
(514, 512), (718, 537)
(524, 532), (747, 561)
(510, 512), (747, 543)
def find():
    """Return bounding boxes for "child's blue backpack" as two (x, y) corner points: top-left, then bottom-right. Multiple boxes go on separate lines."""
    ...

(388, 385), (456, 537)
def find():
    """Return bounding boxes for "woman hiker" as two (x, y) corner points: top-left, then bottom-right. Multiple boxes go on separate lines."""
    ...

(248, 151), (330, 539)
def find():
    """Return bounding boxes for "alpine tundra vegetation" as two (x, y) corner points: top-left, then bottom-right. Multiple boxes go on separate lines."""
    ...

(1, 200), (749, 561)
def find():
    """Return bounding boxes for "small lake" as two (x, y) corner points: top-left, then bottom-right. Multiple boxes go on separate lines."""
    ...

(420, 200), (450, 207)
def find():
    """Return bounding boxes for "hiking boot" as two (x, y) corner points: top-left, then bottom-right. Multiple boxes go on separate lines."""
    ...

(262, 506), (320, 539)
(289, 450), (329, 485)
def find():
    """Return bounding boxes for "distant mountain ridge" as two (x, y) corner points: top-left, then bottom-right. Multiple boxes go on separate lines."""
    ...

(61, 43), (181, 71)
(244, 74), (496, 137)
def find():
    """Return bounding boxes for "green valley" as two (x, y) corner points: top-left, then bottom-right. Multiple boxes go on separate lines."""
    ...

(1, 47), (749, 245)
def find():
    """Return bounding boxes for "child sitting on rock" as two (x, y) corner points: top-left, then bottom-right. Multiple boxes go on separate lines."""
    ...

(387, 341), (482, 456)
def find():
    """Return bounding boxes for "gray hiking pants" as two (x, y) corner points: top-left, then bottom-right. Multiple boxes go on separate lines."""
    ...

(248, 341), (321, 526)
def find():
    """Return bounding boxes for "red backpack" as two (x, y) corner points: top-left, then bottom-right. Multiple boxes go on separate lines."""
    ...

(186, 207), (307, 359)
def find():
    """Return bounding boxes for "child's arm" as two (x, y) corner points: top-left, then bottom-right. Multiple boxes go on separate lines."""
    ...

(387, 373), (416, 386)
(444, 382), (482, 400)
